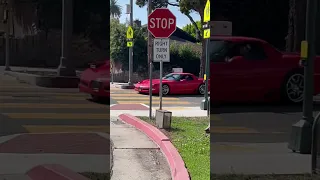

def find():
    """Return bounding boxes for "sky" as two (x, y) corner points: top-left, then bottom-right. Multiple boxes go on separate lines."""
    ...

(118, 0), (201, 28)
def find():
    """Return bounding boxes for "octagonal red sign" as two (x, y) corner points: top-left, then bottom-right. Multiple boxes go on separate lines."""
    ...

(148, 8), (177, 38)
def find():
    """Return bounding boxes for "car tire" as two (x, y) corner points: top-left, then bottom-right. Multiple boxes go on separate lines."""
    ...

(162, 84), (170, 96)
(281, 70), (304, 104)
(198, 84), (206, 95)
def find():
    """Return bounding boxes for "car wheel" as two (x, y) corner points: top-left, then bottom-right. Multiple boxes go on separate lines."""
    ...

(162, 84), (170, 95)
(198, 84), (205, 95)
(282, 70), (304, 104)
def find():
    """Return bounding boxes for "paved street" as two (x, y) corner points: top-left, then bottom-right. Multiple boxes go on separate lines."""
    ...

(110, 84), (204, 110)
(0, 74), (109, 136)
(210, 102), (320, 174)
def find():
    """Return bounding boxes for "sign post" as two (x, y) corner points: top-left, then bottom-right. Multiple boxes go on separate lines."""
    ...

(201, 0), (210, 115)
(148, 8), (176, 112)
(126, 25), (134, 86)
(154, 38), (170, 110)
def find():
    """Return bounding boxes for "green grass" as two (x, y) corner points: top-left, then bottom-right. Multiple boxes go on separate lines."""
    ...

(80, 172), (110, 180)
(139, 116), (210, 180)
(211, 174), (317, 180)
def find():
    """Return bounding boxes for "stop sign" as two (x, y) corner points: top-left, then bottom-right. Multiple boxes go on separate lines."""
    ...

(148, 8), (177, 38)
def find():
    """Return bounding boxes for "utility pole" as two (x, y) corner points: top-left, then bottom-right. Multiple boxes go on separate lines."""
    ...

(58, 0), (76, 76)
(128, 0), (133, 85)
(148, 0), (153, 119)
(4, 0), (10, 71)
(288, 0), (317, 154)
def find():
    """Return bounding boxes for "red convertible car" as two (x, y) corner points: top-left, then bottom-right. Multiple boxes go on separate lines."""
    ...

(79, 60), (110, 101)
(210, 36), (320, 104)
(135, 73), (206, 95)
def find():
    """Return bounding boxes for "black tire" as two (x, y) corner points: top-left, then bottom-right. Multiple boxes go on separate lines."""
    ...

(162, 84), (170, 95)
(198, 84), (205, 95)
(281, 70), (304, 104)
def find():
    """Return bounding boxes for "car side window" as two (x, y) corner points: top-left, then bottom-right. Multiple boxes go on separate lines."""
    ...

(185, 75), (193, 81)
(240, 43), (267, 60)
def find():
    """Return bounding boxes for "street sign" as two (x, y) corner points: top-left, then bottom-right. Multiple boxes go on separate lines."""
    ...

(126, 26), (133, 39)
(127, 41), (133, 47)
(204, 0), (210, 23)
(172, 68), (183, 73)
(153, 39), (170, 62)
(148, 8), (177, 38)
(204, 29), (210, 39)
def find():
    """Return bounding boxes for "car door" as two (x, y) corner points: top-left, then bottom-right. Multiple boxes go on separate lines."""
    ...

(210, 41), (249, 102)
(229, 42), (275, 100)
(184, 75), (199, 93)
(174, 75), (190, 94)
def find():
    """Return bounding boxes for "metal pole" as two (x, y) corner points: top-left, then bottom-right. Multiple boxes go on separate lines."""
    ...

(302, 0), (317, 125)
(128, 0), (133, 85)
(204, 23), (210, 111)
(111, 64), (114, 84)
(311, 112), (320, 173)
(148, 0), (153, 119)
(58, 0), (75, 76)
(159, 60), (163, 110)
(288, 0), (317, 154)
(4, 2), (10, 71)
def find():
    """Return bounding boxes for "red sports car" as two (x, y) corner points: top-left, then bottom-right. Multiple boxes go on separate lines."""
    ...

(135, 72), (206, 95)
(79, 60), (110, 101)
(210, 36), (320, 104)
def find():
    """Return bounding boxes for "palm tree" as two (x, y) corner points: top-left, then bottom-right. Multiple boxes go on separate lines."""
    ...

(110, 0), (122, 19)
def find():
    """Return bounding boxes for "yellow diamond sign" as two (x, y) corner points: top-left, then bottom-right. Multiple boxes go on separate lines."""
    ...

(204, 0), (210, 23)
(126, 26), (133, 39)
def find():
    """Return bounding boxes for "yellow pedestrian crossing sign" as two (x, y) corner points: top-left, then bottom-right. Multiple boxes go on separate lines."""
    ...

(204, 0), (210, 23)
(126, 26), (133, 39)
(127, 41), (133, 47)
(204, 29), (210, 39)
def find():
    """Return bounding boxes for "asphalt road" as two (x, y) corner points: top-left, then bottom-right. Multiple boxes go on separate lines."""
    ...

(110, 85), (204, 107)
(211, 102), (320, 143)
(0, 74), (110, 137)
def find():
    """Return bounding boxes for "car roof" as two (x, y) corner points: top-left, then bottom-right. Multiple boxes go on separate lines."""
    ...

(210, 36), (267, 44)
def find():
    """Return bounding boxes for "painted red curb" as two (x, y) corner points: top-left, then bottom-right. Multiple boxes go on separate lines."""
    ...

(118, 114), (190, 180)
(26, 164), (90, 180)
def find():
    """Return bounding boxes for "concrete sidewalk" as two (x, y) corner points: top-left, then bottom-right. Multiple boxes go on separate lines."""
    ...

(0, 132), (110, 179)
(111, 116), (171, 180)
(211, 142), (311, 174)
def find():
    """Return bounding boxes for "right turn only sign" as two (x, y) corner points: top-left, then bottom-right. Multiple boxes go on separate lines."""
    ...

(153, 39), (170, 62)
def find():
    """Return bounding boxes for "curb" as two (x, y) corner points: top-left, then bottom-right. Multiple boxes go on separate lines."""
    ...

(26, 164), (90, 180)
(4, 71), (79, 88)
(118, 114), (190, 180)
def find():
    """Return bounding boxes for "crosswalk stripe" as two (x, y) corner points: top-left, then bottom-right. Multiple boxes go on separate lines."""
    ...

(4, 113), (110, 119)
(112, 97), (179, 100)
(116, 101), (190, 104)
(23, 125), (110, 133)
(0, 96), (87, 100)
(0, 92), (84, 96)
(0, 103), (107, 109)
(111, 93), (146, 97)
(210, 126), (259, 134)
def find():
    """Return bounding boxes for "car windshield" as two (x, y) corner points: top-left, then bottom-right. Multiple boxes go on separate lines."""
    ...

(163, 73), (181, 81)
(210, 40), (230, 62)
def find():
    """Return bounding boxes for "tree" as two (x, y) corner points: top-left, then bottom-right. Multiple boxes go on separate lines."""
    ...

(182, 21), (202, 39)
(110, 19), (148, 72)
(136, 0), (207, 77)
(110, 0), (122, 19)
